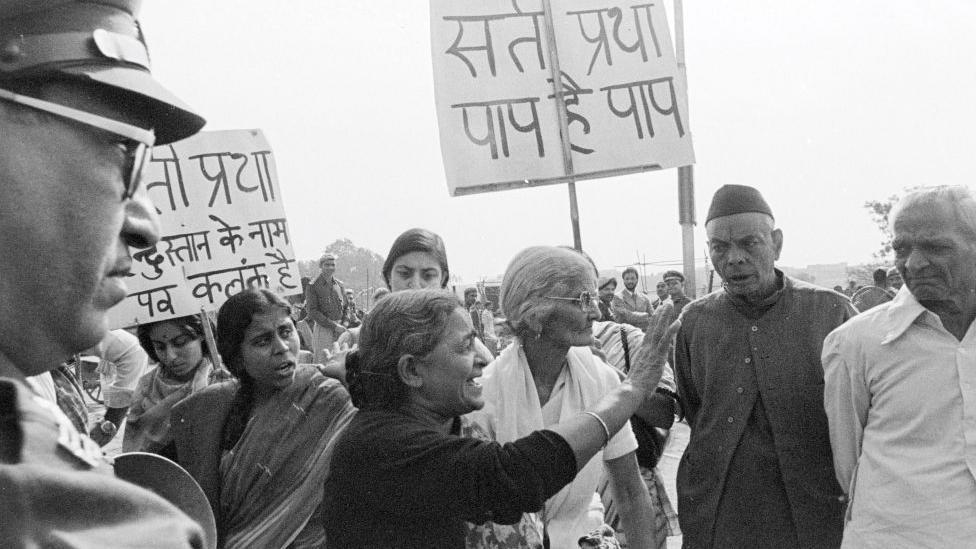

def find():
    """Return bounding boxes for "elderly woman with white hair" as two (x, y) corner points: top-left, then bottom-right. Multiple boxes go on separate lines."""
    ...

(471, 246), (674, 549)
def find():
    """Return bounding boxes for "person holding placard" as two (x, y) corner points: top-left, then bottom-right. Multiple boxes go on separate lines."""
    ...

(124, 315), (230, 459)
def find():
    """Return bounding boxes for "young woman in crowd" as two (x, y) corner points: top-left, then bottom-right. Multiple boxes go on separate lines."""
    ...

(332, 227), (452, 361)
(321, 289), (678, 548)
(472, 246), (674, 549)
(123, 315), (228, 459)
(172, 288), (355, 548)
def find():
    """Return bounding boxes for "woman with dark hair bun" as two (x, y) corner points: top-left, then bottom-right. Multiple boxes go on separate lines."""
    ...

(172, 288), (355, 549)
(322, 288), (679, 548)
(123, 315), (228, 458)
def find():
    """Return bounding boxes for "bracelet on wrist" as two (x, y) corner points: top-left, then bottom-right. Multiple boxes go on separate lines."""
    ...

(582, 411), (611, 448)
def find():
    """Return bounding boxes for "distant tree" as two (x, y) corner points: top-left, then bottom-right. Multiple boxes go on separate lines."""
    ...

(863, 193), (899, 261)
(298, 239), (385, 308)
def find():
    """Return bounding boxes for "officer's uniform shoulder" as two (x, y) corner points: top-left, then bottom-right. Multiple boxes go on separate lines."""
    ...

(0, 377), (110, 472)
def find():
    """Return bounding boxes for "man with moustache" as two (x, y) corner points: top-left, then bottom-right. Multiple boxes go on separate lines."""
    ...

(0, 0), (207, 546)
(823, 186), (976, 547)
(674, 185), (854, 548)
(613, 266), (654, 330)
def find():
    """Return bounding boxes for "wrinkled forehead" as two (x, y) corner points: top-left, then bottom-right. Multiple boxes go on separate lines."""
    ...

(892, 201), (962, 237)
(706, 212), (775, 241)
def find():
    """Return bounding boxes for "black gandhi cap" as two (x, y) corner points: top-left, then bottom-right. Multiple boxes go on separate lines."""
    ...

(0, 0), (205, 144)
(705, 185), (774, 224)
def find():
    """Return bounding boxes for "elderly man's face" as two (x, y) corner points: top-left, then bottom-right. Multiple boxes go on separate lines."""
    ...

(622, 272), (638, 291)
(892, 200), (976, 314)
(0, 81), (160, 373)
(707, 212), (782, 303)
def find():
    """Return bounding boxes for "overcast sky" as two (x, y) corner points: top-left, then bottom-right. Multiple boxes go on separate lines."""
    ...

(140, 1), (976, 285)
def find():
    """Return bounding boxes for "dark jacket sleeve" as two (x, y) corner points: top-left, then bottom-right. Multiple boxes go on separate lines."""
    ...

(336, 418), (578, 527)
(304, 280), (327, 328)
(674, 316), (701, 426)
(449, 430), (577, 524)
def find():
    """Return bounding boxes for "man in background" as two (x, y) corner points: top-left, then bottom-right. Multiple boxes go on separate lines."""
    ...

(662, 270), (692, 316)
(613, 266), (654, 330)
(306, 253), (348, 362)
(652, 280), (669, 309)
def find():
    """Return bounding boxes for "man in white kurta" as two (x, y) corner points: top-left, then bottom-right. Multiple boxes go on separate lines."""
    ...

(823, 186), (976, 548)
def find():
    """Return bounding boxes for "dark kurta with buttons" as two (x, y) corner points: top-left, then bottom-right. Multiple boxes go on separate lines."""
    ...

(674, 274), (854, 549)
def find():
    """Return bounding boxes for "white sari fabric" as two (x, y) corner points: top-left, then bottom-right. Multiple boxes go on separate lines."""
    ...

(475, 340), (638, 549)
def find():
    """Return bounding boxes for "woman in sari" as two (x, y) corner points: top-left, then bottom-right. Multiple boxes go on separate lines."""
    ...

(473, 246), (677, 549)
(172, 288), (355, 548)
(321, 289), (678, 548)
(123, 315), (227, 459)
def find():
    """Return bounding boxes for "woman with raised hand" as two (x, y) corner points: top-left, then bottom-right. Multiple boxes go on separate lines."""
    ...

(321, 288), (678, 548)
(124, 315), (228, 459)
(473, 246), (672, 549)
(172, 288), (355, 548)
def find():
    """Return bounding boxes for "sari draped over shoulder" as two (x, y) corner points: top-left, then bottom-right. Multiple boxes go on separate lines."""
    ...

(123, 359), (215, 454)
(218, 365), (355, 549)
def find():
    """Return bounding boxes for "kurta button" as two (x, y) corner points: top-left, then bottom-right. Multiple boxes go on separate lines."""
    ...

(727, 416), (734, 423)
(736, 387), (744, 394)
(751, 326), (758, 332)
(744, 357), (752, 364)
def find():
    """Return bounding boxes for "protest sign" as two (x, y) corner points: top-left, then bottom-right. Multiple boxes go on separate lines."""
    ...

(107, 129), (301, 328)
(431, 0), (695, 196)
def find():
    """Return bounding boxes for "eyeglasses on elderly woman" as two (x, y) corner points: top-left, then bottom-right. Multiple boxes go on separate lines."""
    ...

(545, 291), (600, 312)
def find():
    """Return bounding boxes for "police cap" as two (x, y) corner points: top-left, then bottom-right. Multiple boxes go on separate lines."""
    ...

(0, 0), (205, 144)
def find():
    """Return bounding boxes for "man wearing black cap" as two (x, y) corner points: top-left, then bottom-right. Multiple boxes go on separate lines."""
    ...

(673, 185), (855, 548)
(0, 1), (206, 546)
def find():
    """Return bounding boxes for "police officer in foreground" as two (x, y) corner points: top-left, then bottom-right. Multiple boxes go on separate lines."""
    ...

(0, 1), (207, 546)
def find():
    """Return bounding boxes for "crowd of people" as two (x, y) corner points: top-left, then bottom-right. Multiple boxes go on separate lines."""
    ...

(2, 2), (976, 549)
